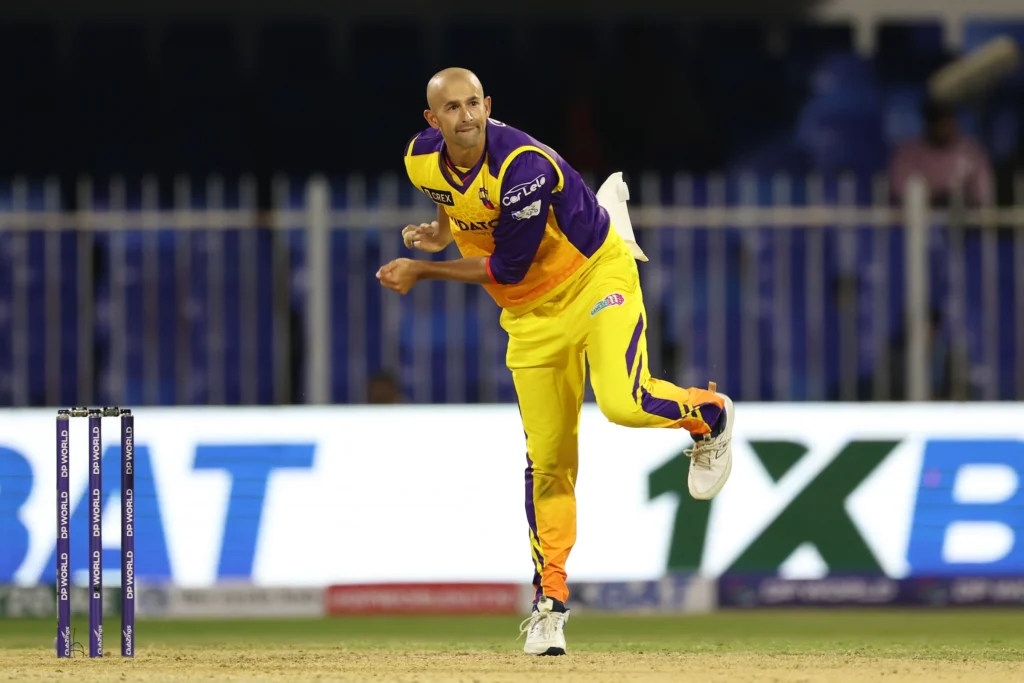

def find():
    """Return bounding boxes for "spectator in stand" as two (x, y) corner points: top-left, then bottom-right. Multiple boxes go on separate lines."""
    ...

(889, 100), (995, 207)
(367, 371), (404, 404)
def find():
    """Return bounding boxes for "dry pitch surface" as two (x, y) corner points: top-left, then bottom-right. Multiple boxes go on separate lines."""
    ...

(3, 611), (1024, 682)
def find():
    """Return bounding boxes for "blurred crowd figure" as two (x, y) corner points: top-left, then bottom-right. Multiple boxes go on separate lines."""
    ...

(367, 372), (404, 404)
(889, 100), (995, 207)
(884, 98), (997, 403)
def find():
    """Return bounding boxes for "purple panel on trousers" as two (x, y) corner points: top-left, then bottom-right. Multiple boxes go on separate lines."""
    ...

(640, 387), (683, 421)
(56, 413), (71, 658)
(88, 413), (103, 658)
(632, 353), (643, 401)
(121, 412), (135, 657)
(624, 314), (644, 375)
(524, 453), (545, 569)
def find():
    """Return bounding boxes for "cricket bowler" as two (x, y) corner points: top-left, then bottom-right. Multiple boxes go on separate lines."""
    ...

(377, 68), (734, 655)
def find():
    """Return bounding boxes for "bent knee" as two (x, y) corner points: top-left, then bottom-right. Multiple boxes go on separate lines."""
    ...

(597, 397), (644, 427)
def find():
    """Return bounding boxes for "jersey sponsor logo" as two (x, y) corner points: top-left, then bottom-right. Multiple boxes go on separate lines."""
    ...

(421, 186), (455, 206)
(590, 293), (626, 316)
(452, 217), (499, 232)
(510, 200), (541, 221)
(502, 174), (546, 206)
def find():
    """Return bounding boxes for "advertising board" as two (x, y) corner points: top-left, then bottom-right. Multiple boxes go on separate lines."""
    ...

(2, 404), (1022, 586)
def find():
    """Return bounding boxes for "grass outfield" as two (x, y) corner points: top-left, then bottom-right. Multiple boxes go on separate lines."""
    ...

(2, 611), (1024, 681)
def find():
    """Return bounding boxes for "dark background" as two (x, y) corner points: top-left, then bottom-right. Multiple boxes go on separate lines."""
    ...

(1, 0), (1022, 408)
(8, 1), (1017, 207)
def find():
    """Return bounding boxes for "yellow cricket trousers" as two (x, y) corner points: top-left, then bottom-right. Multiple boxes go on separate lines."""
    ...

(500, 232), (724, 604)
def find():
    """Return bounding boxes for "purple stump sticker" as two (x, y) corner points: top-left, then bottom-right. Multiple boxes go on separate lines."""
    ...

(88, 410), (103, 658)
(121, 410), (135, 657)
(56, 411), (72, 658)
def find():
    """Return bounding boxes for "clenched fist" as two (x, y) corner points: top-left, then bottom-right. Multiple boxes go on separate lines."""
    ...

(376, 258), (421, 295)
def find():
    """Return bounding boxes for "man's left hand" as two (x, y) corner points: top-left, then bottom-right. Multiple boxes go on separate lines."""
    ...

(376, 258), (421, 295)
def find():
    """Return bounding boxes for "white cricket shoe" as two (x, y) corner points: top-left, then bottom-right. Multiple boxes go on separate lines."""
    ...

(686, 392), (734, 500)
(519, 596), (569, 656)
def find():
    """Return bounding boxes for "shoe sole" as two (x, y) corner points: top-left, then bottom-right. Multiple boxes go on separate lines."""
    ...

(526, 647), (566, 656)
(688, 393), (734, 500)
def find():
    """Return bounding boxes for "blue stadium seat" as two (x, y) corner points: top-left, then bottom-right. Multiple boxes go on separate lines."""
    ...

(810, 52), (878, 97)
(796, 92), (887, 174)
(882, 86), (926, 148)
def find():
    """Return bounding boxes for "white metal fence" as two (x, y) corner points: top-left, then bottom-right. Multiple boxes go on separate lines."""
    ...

(0, 172), (1022, 406)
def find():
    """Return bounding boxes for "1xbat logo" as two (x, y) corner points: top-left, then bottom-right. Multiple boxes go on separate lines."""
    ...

(649, 439), (898, 575)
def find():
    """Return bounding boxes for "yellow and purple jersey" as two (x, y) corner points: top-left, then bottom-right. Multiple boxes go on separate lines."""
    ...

(403, 119), (611, 314)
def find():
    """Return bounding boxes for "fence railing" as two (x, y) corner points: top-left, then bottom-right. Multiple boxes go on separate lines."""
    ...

(0, 172), (1022, 407)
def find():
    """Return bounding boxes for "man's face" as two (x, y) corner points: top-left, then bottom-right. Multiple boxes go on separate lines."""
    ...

(425, 79), (491, 151)
(926, 113), (956, 147)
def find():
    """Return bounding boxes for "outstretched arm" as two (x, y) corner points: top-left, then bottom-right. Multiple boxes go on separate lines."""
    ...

(377, 254), (490, 293)
(412, 255), (491, 284)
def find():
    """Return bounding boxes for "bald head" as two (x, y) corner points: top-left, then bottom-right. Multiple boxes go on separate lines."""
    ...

(426, 68), (484, 110)
(423, 67), (491, 160)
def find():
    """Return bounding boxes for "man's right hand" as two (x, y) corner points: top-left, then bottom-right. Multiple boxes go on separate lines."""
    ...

(402, 221), (451, 253)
